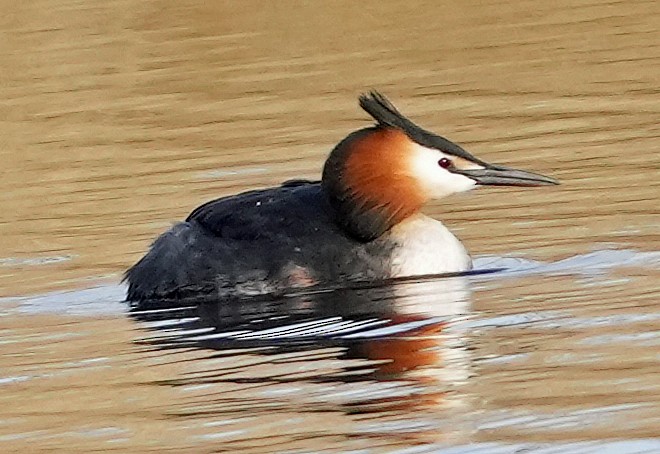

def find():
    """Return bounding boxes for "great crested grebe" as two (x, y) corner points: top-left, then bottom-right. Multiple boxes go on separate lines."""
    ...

(125, 91), (558, 308)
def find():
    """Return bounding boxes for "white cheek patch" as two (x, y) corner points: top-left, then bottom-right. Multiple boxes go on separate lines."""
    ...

(408, 144), (480, 198)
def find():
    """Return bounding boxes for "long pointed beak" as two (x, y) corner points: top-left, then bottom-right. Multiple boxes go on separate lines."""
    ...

(457, 165), (559, 187)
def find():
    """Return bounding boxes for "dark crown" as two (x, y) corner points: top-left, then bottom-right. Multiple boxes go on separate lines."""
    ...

(358, 91), (488, 166)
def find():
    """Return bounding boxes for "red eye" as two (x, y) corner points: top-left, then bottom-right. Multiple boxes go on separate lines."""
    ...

(438, 158), (452, 169)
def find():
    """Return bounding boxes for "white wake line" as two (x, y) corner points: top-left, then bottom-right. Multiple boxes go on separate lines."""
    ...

(4, 248), (658, 316)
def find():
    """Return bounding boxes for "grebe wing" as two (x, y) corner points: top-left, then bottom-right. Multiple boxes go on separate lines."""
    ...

(185, 180), (332, 240)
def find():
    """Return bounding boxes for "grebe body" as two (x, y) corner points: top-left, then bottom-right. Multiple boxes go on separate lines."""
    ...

(125, 92), (557, 307)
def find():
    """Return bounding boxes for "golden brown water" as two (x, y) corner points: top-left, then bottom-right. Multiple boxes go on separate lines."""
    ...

(1, 0), (659, 452)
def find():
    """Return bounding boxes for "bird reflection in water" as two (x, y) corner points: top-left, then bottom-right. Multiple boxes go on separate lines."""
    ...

(130, 271), (488, 445)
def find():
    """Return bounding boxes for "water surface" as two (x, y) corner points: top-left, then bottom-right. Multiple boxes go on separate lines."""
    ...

(1, 0), (658, 452)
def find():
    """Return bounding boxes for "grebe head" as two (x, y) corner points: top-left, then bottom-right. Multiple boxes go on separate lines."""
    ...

(322, 91), (558, 241)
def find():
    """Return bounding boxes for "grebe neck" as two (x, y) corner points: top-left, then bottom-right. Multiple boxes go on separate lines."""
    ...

(322, 127), (425, 241)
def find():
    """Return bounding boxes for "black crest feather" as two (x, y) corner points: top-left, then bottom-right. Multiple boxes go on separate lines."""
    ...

(359, 91), (412, 129)
(358, 91), (488, 166)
